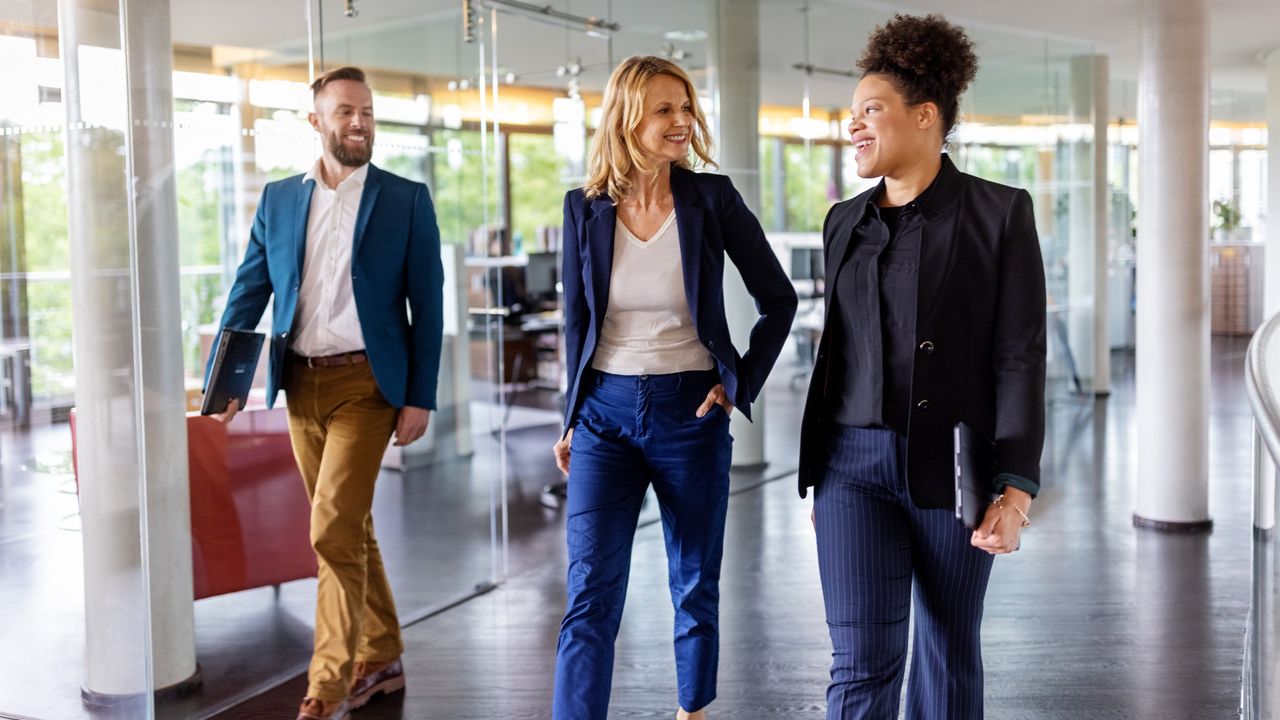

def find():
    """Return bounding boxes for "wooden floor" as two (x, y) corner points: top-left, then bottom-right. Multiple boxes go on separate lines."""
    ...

(219, 339), (1259, 720)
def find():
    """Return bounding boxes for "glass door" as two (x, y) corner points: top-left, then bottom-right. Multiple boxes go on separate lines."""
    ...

(477, 0), (713, 543)
(307, 0), (506, 609)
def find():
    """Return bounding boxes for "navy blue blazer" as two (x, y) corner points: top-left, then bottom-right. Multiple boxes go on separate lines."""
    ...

(560, 165), (798, 433)
(207, 164), (444, 410)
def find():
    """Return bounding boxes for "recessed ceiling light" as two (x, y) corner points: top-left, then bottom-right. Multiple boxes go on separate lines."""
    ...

(663, 29), (707, 42)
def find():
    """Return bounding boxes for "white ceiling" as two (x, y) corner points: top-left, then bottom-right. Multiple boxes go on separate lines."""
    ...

(4, 0), (1276, 122)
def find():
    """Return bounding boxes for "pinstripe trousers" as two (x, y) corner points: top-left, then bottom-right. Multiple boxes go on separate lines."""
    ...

(814, 425), (994, 720)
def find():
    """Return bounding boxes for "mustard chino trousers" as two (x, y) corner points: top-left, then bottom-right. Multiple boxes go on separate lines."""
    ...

(284, 356), (404, 703)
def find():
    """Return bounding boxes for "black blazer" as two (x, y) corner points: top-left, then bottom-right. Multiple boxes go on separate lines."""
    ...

(798, 155), (1047, 509)
(561, 165), (798, 433)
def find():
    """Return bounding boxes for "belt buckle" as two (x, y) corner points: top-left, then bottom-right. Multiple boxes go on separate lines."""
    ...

(306, 355), (319, 368)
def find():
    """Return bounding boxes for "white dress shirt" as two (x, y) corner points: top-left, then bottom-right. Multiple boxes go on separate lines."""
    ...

(591, 210), (714, 375)
(291, 162), (369, 357)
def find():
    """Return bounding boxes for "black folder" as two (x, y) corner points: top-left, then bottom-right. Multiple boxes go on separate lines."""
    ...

(200, 328), (266, 416)
(953, 422), (997, 529)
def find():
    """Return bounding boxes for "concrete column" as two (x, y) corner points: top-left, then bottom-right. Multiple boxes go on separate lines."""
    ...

(1133, 0), (1211, 530)
(709, 0), (765, 468)
(60, 0), (199, 706)
(1254, 50), (1274, 538)
(1070, 55), (1100, 392)
(1068, 54), (1111, 396)
(1091, 56), (1111, 395)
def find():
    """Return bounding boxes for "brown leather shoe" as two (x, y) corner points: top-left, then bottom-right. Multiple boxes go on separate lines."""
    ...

(349, 657), (405, 708)
(297, 696), (350, 720)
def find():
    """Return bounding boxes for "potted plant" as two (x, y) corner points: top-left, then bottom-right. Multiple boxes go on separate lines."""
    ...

(1212, 198), (1251, 242)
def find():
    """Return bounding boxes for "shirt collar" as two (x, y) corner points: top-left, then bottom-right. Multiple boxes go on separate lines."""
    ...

(304, 161), (370, 191)
(859, 153), (961, 224)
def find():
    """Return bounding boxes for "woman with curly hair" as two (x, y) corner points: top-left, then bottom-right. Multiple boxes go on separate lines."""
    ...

(552, 55), (796, 720)
(797, 14), (1046, 719)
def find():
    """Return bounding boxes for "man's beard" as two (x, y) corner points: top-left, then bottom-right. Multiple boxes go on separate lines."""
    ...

(328, 131), (373, 167)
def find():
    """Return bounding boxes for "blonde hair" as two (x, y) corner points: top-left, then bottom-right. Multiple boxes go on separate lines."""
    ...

(584, 56), (716, 201)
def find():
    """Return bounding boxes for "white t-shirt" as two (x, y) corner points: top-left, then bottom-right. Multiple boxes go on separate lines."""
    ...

(591, 210), (715, 375)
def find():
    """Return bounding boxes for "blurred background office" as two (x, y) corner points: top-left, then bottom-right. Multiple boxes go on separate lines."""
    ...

(0, 0), (1275, 718)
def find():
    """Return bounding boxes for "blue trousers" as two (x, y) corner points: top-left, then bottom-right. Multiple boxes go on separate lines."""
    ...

(552, 369), (733, 720)
(814, 425), (994, 720)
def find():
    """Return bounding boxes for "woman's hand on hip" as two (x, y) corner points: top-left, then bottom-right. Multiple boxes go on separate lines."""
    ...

(970, 487), (1033, 555)
(553, 428), (573, 476)
(696, 383), (734, 418)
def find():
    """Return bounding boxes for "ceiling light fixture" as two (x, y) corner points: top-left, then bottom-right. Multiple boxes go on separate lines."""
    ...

(661, 42), (690, 62)
(556, 57), (583, 99)
(465, 0), (620, 42)
(556, 58), (583, 78)
(663, 29), (707, 43)
(344, 0), (358, 18)
(792, 62), (856, 79)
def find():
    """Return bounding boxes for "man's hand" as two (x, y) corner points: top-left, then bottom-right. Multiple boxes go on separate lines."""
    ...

(212, 398), (240, 424)
(394, 406), (431, 446)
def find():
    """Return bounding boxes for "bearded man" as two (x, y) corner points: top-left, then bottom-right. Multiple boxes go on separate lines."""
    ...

(207, 65), (443, 720)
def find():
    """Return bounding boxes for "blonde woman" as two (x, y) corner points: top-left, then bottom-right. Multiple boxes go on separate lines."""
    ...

(551, 56), (796, 720)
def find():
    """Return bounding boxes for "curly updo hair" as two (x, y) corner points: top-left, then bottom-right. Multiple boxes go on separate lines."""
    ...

(856, 14), (978, 143)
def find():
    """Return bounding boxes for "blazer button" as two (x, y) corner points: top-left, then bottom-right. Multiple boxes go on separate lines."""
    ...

(280, 331), (288, 339)
(919, 340), (935, 353)
(706, 340), (715, 350)
(916, 399), (930, 410)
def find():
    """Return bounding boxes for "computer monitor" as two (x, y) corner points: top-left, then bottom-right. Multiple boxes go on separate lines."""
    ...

(491, 265), (526, 313)
(790, 247), (824, 281)
(525, 251), (558, 300)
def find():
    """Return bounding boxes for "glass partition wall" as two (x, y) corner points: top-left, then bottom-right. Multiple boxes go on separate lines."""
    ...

(1, 0), (170, 717)
(461, 0), (713, 553)
(1, 1), (510, 718)
(766, 1), (1102, 403)
(958, 34), (1103, 401)
(304, 0), (506, 620)
(0, 1), (1138, 718)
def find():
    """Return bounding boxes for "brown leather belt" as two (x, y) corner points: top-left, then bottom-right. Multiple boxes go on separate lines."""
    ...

(294, 351), (368, 368)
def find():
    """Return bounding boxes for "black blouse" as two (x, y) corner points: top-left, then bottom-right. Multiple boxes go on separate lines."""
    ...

(827, 198), (922, 435)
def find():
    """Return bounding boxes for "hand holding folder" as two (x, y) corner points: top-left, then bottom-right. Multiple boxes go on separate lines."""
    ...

(201, 328), (266, 417)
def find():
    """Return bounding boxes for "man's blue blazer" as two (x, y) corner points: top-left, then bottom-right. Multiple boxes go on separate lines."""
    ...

(207, 164), (444, 410)
(560, 165), (798, 433)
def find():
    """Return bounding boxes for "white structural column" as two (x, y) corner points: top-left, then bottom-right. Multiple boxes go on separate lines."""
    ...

(1259, 49), (1280, 534)
(60, 0), (198, 705)
(1068, 54), (1111, 396)
(1134, 0), (1212, 530)
(709, 0), (767, 468)
(1267, 50), (1280, 316)
(1092, 55), (1111, 395)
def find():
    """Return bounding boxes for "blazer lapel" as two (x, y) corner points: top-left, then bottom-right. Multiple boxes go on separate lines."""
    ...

(352, 165), (382, 260)
(294, 176), (315, 276)
(823, 195), (868, 315)
(915, 206), (960, 331)
(671, 169), (703, 323)
(585, 196), (616, 334)
(913, 156), (964, 330)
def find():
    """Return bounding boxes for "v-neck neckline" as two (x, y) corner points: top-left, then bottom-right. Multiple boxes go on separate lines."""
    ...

(618, 209), (677, 246)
